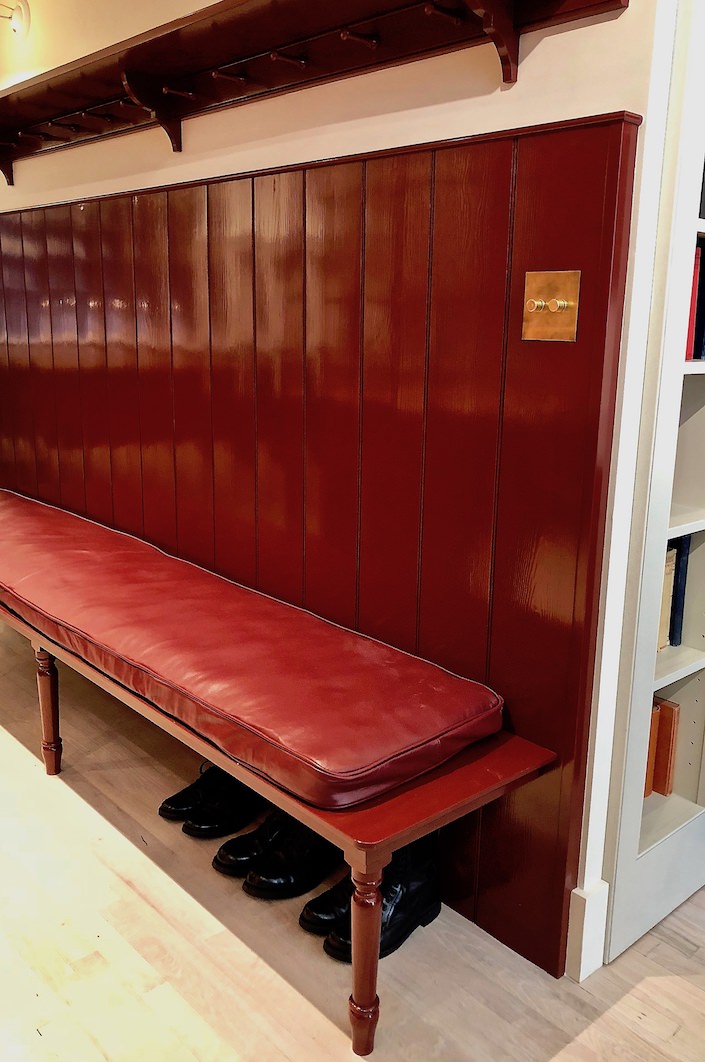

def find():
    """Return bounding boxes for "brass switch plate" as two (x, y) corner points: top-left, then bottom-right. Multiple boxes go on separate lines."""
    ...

(522, 270), (581, 342)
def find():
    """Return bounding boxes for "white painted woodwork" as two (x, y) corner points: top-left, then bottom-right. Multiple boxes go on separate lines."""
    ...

(605, 0), (705, 962)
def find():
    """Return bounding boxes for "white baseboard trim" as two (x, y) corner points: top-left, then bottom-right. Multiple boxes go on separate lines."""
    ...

(565, 880), (610, 982)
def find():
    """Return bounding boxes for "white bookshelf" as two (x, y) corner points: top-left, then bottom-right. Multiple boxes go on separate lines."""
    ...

(606, 0), (705, 962)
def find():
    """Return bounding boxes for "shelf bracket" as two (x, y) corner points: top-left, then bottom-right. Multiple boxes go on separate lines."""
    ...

(461, 1), (518, 83)
(0, 156), (14, 186)
(120, 68), (183, 152)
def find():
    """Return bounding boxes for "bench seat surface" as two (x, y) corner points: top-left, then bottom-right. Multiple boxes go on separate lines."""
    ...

(0, 491), (503, 808)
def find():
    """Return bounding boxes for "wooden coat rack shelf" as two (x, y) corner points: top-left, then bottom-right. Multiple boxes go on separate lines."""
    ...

(0, 0), (628, 186)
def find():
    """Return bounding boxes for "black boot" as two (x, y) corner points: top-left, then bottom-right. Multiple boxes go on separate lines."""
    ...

(212, 810), (294, 877)
(299, 872), (355, 936)
(323, 836), (441, 963)
(181, 781), (269, 839)
(243, 819), (343, 900)
(158, 763), (229, 820)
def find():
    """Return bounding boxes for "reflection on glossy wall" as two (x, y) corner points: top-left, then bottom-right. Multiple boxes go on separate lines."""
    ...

(0, 116), (638, 977)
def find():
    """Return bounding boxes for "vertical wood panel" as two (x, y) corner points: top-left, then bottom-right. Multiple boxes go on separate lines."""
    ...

(134, 192), (176, 554)
(72, 200), (112, 527)
(208, 179), (256, 586)
(254, 170), (304, 604)
(21, 210), (60, 506)
(304, 162), (363, 628)
(418, 141), (513, 678)
(479, 120), (637, 976)
(0, 231), (14, 489)
(46, 205), (85, 515)
(168, 185), (214, 568)
(0, 214), (36, 497)
(100, 196), (142, 536)
(358, 152), (431, 652)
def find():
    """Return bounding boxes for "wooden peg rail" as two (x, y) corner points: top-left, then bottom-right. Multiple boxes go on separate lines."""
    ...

(0, 0), (628, 185)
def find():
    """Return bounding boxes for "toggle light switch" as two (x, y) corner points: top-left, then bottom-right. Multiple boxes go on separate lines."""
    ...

(522, 270), (581, 341)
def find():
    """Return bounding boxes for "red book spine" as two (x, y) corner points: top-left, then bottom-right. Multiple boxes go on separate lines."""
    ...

(686, 245), (701, 360)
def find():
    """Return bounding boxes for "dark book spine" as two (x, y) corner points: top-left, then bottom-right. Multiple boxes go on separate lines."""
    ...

(687, 246), (701, 359)
(669, 534), (691, 646)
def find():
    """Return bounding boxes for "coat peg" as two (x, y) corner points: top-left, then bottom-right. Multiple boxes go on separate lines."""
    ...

(119, 98), (150, 111)
(211, 69), (249, 85)
(49, 121), (82, 133)
(270, 50), (308, 68)
(162, 85), (199, 100)
(339, 29), (378, 50)
(18, 130), (64, 142)
(423, 2), (464, 25)
(83, 111), (121, 124)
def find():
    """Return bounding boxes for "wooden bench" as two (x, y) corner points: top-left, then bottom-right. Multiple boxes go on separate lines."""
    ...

(0, 490), (555, 1054)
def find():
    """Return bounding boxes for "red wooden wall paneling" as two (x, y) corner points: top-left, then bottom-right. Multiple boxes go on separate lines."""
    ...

(0, 229), (14, 490)
(477, 119), (639, 975)
(72, 201), (113, 527)
(208, 178), (257, 587)
(304, 162), (363, 628)
(134, 192), (177, 554)
(0, 116), (639, 977)
(100, 196), (143, 536)
(45, 205), (86, 516)
(418, 140), (514, 679)
(21, 209), (60, 507)
(0, 213), (36, 498)
(168, 185), (214, 569)
(358, 152), (432, 653)
(254, 171), (305, 605)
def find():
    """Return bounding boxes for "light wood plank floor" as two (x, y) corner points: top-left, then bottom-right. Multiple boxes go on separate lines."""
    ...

(0, 623), (704, 1061)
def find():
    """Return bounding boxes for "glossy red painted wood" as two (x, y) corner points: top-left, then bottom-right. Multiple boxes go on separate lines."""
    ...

(304, 163), (363, 628)
(254, 170), (304, 604)
(21, 210), (60, 507)
(358, 153), (431, 652)
(208, 178), (257, 587)
(168, 185), (214, 569)
(478, 119), (638, 976)
(0, 213), (36, 497)
(45, 206), (85, 516)
(133, 191), (177, 554)
(100, 196), (143, 536)
(418, 141), (513, 678)
(0, 116), (639, 978)
(71, 201), (113, 528)
(0, 240), (14, 490)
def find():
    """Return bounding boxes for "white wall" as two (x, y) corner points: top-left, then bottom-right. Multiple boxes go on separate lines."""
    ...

(0, 0), (203, 88)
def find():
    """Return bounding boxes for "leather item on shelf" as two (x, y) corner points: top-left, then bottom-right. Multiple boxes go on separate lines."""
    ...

(181, 784), (269, 839)
(242, 817), (342, 900)
(159, 764), (242, 820)
(299, 872), (355, 936)
(323, 837), (442, 962)
(0, 490), (503, 808)
(212, 810), (293, 878)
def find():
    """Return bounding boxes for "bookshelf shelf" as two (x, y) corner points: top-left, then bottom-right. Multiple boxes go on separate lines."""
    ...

(683, 360), (705, 374)
(640, 792), (705, 852)
(654, 644), (705, 690)
(668, 502), (705, 536)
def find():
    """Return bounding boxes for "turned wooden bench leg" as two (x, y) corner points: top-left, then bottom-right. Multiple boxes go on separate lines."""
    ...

(35, 647), (62, 774)
(348, 860), (387, 1056)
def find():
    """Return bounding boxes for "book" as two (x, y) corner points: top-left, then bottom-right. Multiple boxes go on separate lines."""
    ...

(668, 535), (691, 647)
(652, 697), (680, 796)
(687, 247), (702, 360)
(658, 545), (677, 651)
(644, 702), (661, 797)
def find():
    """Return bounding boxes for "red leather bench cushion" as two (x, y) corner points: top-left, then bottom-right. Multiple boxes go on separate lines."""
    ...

(0, 491), (503, 808)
